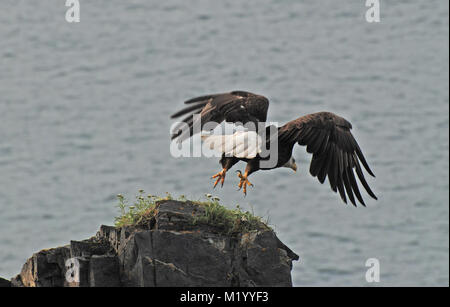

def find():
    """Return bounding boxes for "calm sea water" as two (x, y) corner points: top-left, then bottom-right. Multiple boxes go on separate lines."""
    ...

(0, 1), (448, 286)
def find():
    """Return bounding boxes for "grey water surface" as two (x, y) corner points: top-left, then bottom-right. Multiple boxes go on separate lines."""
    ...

(0, 0), (448, 286)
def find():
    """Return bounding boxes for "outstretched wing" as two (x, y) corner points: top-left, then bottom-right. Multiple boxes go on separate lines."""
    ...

(278, 112), (377, 206)
(170, 91), (269, 142)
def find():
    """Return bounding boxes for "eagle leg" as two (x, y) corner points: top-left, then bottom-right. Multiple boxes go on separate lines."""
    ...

(236, 170), (253, 195)
(211, 168), (227, 188)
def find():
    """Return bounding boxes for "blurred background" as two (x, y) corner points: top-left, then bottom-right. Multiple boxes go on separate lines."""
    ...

(0, 0), (448, 286)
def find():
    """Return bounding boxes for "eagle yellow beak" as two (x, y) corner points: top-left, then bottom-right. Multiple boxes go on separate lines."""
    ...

(292, 163), (297, 173)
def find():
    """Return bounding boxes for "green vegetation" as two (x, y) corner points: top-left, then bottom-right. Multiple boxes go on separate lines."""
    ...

(191, 196), (271, 235)
(114, 191), (271, 235)
(114, 190), (172, 228)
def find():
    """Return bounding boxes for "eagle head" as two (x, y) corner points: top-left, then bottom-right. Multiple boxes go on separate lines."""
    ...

(283, 157), (297, 172)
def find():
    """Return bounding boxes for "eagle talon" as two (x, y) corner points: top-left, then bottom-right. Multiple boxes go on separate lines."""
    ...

(211, 169), (227, 188)
(236, 170), (253, 195)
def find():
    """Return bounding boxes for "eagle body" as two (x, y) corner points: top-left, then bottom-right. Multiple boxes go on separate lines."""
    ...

(226, 130), (295, 172)
(171, 91), (377, 206)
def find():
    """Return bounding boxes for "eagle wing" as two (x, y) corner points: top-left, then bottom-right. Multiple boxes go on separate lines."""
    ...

(278, 112), (377, 206)
(171, 91), (269, 142)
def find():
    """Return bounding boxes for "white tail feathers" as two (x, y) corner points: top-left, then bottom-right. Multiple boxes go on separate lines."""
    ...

(201, 131), (262, 158)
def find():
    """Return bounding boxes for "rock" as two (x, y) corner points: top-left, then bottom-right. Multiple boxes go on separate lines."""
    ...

(11, 246), (71, 287)
(0, 277), (11, 287)
(9, 200), (298, 287)
(89, 255), (121, 287)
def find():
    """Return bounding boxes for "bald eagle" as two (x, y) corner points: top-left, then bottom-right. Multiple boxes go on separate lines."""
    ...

(170, 91), (377, 206)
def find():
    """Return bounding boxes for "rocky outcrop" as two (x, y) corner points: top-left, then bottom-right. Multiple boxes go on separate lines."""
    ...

(0, 277), (11, 287)
(4, 200), (298, 287)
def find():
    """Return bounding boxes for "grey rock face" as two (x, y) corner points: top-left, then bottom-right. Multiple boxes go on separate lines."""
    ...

(0, 277), (11, 287)
(6, 200), (298, 287)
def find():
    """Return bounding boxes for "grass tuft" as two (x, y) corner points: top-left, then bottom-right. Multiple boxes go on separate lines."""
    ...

(114, 190), (173, 228)
(114, 191), (271, 235)
(191, 195), (271, 235)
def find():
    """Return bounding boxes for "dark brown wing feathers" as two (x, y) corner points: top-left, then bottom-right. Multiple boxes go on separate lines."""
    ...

(171, 91), (269, 141)
(279, 112), (376, 206)
(170, 101), (208, 119)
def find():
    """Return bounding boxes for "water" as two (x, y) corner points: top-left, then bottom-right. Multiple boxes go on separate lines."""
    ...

(0, 0), (448, 286)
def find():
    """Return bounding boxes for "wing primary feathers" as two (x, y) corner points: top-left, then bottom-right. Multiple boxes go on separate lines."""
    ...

(336, 178), (347, 204)
(353, 154), (378, 200)
(348, 167), (366, 206)
(172, 114), (194, 133)
(318, 143), (334, 184)
(354, 142), (376, 177)
(170, 102), (207, 119)
(342, 169), (357, 207)
(342, 151), (349, 170)
(332, 147), (339, 189)
(328, 167), (337, 192)
(310, 155), (323, 177)
(337, 149), (344, 176)
(327, 145), (339, 192)
(184, 94), (218, 104)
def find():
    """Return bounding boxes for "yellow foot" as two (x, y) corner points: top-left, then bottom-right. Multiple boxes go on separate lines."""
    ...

(237, 170), (253, 195)
(211, 169), (227, 188)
